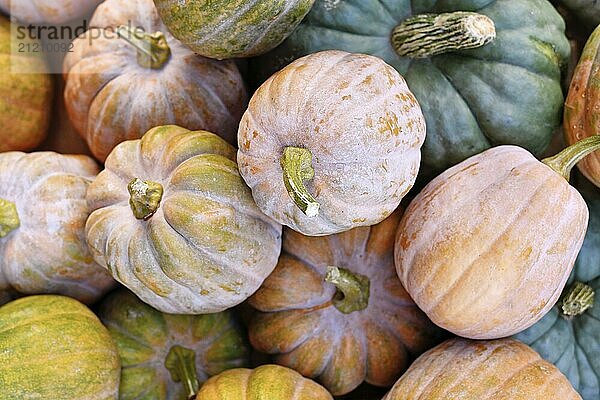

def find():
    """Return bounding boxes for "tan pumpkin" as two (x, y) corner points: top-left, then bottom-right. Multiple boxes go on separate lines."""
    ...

(238, 50), (426, 236)
(249, 211), (443, 396)
(0, 0), (101, 23)
(383, 338), (581, 399)
(64, 0), (247, 162)
(0, 152), (114, 303)
(395, 137), (600, 339)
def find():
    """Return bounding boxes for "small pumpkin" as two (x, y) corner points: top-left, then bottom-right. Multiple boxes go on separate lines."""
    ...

(0, 151), (114, 303)
(0, 295), (120, 399)
(383, 338), (580, 399)
(86, 125), (282, 314)
(238, 50), (426, 236)
(196, 365), (333, 400)
(395, 137), (600, 339)
(64, 0), (247, 162)
(0, 0), (101, 23)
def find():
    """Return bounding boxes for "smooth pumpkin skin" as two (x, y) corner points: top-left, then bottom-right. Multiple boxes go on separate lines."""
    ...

(383, 338), (581, 399)
(395, 145), (588, 339)
(153, 0), (315, 59)
(64, 0), (247, 162)
(0, 15), (52, 152)
(86, 125), (282, 314)
(0, 0), (101, 23)
(0, 295), (120, 400)
(196, 365), (333, 400)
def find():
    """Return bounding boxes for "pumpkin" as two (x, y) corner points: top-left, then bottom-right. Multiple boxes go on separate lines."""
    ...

(0, 295), (120, 399)
(0, 151), (114, 303)
(557, 0), (600, 30)
(99, 289), (250, 400)
(395, 137), (600, 339)
(252, 0), (570, 179)
(0, 15), (53, 152)
(248, 211), (444, 395)
(0, 0), (101, 23)
(86, 125), (282, 314)
(383, 338), (581, 399)
(196, 365), (333, 400)
(63, 0), (247, 162)
(238, 50), (426, 236)
(153, 0), (315, 60)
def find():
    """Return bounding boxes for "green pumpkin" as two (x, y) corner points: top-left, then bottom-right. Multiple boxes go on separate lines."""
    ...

(0, 295), (120, 399)
(557, 0), (600, 30)
(252, 0), (570, 178)
(99, 289), (250, 400)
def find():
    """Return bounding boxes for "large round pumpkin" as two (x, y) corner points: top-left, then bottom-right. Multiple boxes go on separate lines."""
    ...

(64, 0), (247, 162)
(383, 338), (580, 399)
(0, 295), (120, 399)
(238, 50), (426, 236)
(252, 0), (570, 179)
(0, 151), (114, 303)
(0, 0), (101, 23)
(86, 125), (282, 314)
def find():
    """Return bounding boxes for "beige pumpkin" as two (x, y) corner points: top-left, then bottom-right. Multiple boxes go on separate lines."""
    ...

(238, 50), (426, 236)
(64, 0), (247, 162)
(0, 0), (101, 23)
(0, 152), (114, 303)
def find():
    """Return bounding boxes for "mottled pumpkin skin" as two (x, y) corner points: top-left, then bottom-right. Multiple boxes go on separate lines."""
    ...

(154, 0), (315, 59)
(0, 15), (52, 152)
(0, 152), (115, 303)
(249, 212), (443, 395)
(0, 0), (101, 23)
(196, 365), (333, 400)
(99, 289), (250, 400)
(0, 295), (120, 400)
(86, 125), (282, 314)
(238, 50), (426, 236)
(64, 0), (247, 162)
(395, 146), (588, 339)
(383, 338), (581, 399)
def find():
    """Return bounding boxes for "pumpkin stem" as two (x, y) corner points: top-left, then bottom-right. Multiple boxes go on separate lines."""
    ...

(392, 12), (496, 58)
(128, 178), (164, 220)
(280, 147), (320, 217)
(542, 135), (600, 181)
(0, 198), (19, 238)
(324, 266), (370, 314)
(116, 25), (171, 69)
(560, 282), (594, 319)
(165, 345), (200, 400)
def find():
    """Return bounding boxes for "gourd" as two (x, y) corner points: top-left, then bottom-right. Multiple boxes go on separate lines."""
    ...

(253, 0), (570, 179)
(0, 0), (102, 24)
(153, 0), (315, 59)
(196, 365), (333, 400)
(63, 0), (247, 162)
(86, 125), (282, 314)
(0, 151), (114, 303)
(99, 289), (250, 400)
(383, 338), (581, 399)
(0, 15), (52, 152)
(395, 137), (600, 339)
(238, 50), (426, 236)
(0, 295), (121, 399)
(557, 0), (600, 30)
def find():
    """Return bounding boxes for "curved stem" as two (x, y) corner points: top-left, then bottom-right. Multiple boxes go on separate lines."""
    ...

(392, 11), (496, 58)
(560, 282), (594, 319)
(542, 135), (600, 181)
(280, 147), (320, 217)
(128, 178), (164, 220)
(0, 198), (19, 238)
(117, 25), (171, 69)
(324, 266), (370, 314)
(165, 345), (200, 400)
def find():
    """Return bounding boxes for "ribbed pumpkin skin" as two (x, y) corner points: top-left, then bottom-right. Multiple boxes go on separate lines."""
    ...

(0, 152), (114, 303)
(0, 0), (101, 23)
(153, 0), (315, 59)
(395, 146), (588, 339)
(99, 289), (250, 400)
(64, 0), (247, 162)
(238, 50), (425, 236)
(196, 365), (333, 400)
(383, 338), (581, 399)
(0, 15), (52, 152)
(0, 295), (120, 400)
(86, 125), (282, 314)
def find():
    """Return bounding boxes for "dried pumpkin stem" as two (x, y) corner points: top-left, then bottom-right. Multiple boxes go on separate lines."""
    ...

(0, 198), (19, 238)
(116, 25), (171, 69)
(128, 178), (164, 220)
(280, 146), (320, 217)
(325, 266), (370, 314)
(165, 345), (200, 400)
(560, 282), (594, 319)
(542, 135), (600, 181)
(392, 12), (496, 58)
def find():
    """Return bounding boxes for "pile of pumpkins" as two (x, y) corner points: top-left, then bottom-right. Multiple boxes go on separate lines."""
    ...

(1, 0), (600, 399)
